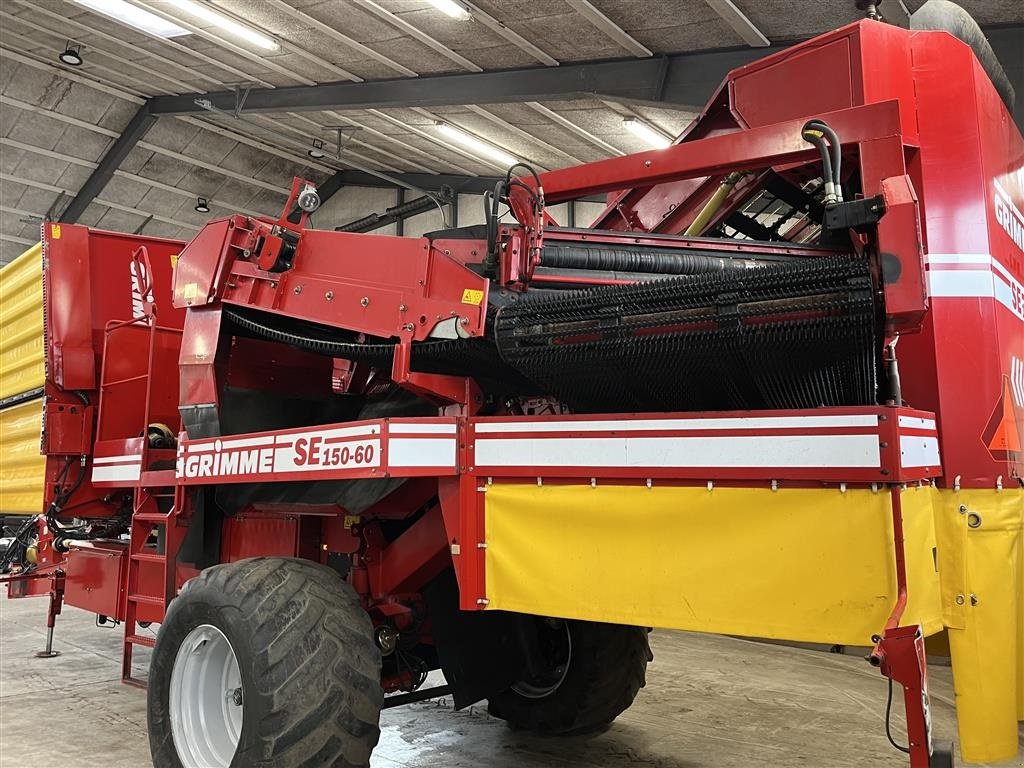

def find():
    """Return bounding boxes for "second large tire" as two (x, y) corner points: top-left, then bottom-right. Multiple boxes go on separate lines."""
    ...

(148, 556), (383, 768)
(488, 619), (652, 735)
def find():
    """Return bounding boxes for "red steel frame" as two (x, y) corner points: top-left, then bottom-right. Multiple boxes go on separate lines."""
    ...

(5, 19), (1022, 768)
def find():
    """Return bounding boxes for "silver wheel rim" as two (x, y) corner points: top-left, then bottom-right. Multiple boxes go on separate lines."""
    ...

(512, 622), (572, 699)
(169, 624), (243, 768)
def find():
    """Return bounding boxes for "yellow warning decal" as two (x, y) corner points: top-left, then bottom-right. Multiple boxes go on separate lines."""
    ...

(170, 254), (179, 268)
(50, 224), (61, 240)
(461, 288), (484, 306)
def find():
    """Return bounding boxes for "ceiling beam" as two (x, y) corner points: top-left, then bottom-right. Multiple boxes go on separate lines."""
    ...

(565, 0), (652, 58)
(148, 47), (780, 116)
(704, 0), (770, 47)
(58, 104), (157, 224)
(329, 170), (503, 196)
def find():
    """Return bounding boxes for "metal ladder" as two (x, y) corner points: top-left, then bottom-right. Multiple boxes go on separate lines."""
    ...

(121, 486), (183, 688)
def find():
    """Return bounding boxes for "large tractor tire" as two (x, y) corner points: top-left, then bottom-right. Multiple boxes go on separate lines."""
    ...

(488, 618), (652, 735)
(148, 557), (383, 768)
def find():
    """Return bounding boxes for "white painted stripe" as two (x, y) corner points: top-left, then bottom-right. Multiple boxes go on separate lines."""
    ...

(389, 423), (457, 434)
(474, 415), (879, 434)
(92, 465), (142, 482)
(186, 435), (275, 453)
(992, 273), (1024, 322)
(92, 454), (143, 465)
(924, 253), (991, 265)
(897, 415), (937, 431)
(900, 435), (941, 468)
(475, 435), (881, 469)
(275, 424), (379, 443)
(926, 270), (994, 297)
(389, 438), (457, 467)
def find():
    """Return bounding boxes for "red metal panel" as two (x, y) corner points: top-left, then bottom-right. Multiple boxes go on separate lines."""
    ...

(221, 514), (299, 561)
(63, 541), (126, 619)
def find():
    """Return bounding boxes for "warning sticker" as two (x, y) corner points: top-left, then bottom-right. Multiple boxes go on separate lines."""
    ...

(183, 282), (199, 302)
(461, 288), (484, 306)
(50, 224), (61, 240)
(983, 378), (1022, 458)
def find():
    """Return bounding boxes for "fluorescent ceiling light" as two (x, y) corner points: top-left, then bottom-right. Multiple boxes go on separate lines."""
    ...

(425, 0), (471, 20)
(436, 122), (517, 167)
(623, 117), (671, 149)
(166, 0), (279, 50)
(74, 0), (190, 38)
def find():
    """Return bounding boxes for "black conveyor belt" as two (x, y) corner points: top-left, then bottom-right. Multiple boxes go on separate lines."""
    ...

(226, 255), (878, 414)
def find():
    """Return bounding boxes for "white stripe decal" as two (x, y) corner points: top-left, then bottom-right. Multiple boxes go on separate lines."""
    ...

(897, 415), (937, 431)
(900, 436), (941, 468)
(925, 270), (994, 297)
(475, 435), (881, 469)
(389, 423), (457, 434)
(92, 454), (143, 465)
(474, 415), (879, 434)
(92, 464), (142, 482)
(924, 253), (991, 265)
(389, 438), (457, 467)
(925, 252), (1024, 322)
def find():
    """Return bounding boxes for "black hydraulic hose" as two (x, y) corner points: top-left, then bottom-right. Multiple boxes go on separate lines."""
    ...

(802, 127), (835, 202)
(805, 119), (842, 196)
(335, 192), (446, 233)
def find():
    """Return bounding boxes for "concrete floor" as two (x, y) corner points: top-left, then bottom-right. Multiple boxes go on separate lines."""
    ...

(1, 596), (1020, 768)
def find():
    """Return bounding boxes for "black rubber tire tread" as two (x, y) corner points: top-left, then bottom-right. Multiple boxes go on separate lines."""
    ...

(487, 620), (651, 735)
(148, 556), (383, 768)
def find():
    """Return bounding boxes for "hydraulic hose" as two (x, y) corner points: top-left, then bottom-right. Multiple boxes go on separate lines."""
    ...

(804, 120), (842, 201)
(684, 172), (746, 236)
(802, 127), (836, 203)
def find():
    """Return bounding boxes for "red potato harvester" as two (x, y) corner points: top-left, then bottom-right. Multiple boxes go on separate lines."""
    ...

(1, 10), (1021, 768)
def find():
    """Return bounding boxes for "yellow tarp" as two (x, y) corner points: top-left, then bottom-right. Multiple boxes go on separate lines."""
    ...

(0, 396), (45, 514)
(483, 482), (1024, 764)
(484, 483), (943, 645)
(0, 242), (44, 401)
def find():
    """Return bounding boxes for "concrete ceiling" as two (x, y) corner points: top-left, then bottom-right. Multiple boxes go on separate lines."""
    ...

(0, 0), (1022, 265)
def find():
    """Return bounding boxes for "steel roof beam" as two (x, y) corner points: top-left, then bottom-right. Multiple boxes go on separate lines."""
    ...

(58, 103), (157, 223)
(148, 47), (780, 116)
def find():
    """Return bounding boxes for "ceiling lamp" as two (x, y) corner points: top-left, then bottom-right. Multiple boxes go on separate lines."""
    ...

(73, 0), (190, 38)
(194, 197), (211, 213)
(425, 0), (471, 20)
(166, 0), (279, 50)
(436, 122), (517, 167)
(59, 42), (84, 66)
(623, 117), (671, 149)
(308, 138), (327, 159)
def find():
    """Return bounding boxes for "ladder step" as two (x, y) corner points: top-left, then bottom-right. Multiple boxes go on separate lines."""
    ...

(130, 552), (165, 563)
(128, 594), (165, 606)
(125, 634), (156, 648)
(133, 513), (170, 523)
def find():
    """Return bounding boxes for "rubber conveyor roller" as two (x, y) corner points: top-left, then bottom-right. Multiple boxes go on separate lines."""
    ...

(225, 255), (877, 414)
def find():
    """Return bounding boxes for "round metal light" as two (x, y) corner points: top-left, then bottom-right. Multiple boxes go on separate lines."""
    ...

(194, 197), (210, 213)
(59, 43), (83, 66)
(307, 138), (326, 159)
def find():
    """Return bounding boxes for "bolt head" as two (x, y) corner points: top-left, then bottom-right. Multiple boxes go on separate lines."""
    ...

(360, 296), (369, 307)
